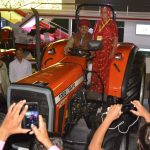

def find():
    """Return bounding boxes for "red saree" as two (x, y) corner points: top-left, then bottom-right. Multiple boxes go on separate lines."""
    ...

(90, 19), (118, 94)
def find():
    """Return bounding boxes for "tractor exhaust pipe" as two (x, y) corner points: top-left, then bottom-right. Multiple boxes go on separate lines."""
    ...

(31, 8), (41, 71)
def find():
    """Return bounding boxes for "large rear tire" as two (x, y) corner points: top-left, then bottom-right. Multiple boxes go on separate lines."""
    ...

(123, 51), (146, 104)
(120, 51), (146, 132)
(114, 52), (146, 150)
(104, 52), (146, 150)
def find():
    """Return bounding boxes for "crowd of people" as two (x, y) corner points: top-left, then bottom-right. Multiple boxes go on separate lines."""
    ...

(0, 100), (150, 150)
(0, 48), (32, 114)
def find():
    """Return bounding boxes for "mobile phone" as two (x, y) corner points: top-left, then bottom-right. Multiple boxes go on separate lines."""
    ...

(122, 103), (137, 112)
(23, 102), (39, 129)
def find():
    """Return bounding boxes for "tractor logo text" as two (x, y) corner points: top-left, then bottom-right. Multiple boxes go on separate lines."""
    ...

(58, 83), (75, 100)
(55, 76), (83, 104)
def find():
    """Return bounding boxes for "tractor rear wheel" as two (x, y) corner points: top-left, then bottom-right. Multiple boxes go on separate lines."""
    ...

(112, 52), (145, 150)
(120, 51), (146, 133)
(103, 52), (146, 150)
(123, 52), (146, 104)
(86, 52), (146, 150)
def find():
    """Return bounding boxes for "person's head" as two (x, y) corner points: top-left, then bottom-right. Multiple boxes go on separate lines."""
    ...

(0, 113), (5, 125)
(29, 137), (63, 150)
(101, 7), (111, 21)
(138, 123), (150, 150)
(16, 48), (23, 62)
(29, 138), (46, 150)
(0, 60), (3, 67)
(0, 52), (4, 59)
(78, 19), (90, 36)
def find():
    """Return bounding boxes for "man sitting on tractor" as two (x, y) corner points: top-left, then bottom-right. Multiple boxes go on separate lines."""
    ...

(64, 19), (92, 55)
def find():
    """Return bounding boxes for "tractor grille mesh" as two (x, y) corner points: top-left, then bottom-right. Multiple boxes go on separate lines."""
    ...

(10, 89), (49, 126)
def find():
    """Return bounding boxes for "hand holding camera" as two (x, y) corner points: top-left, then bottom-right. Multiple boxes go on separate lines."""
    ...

(130, 100), (150, 122)
(121, 103), (137, 112)
(0, 100), (30, 141)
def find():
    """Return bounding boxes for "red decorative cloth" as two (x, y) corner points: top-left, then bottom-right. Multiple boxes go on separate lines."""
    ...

(90, 8), (118, 94)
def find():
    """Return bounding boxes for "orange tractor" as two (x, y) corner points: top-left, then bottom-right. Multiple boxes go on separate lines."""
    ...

(7, 4), (145, 149)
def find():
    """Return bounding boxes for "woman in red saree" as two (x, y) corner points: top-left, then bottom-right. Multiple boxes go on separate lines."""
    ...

(90, 7), (118, 94)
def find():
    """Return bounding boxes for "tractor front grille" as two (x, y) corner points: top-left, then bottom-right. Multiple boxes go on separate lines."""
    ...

(7, 84), (55, 132)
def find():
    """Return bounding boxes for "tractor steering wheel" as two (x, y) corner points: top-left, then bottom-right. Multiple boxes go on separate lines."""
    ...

(69, 48), (91, 57)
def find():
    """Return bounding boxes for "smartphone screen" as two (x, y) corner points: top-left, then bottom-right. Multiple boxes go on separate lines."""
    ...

(23, 102), (39, 129)
(122, 103), (135, 112)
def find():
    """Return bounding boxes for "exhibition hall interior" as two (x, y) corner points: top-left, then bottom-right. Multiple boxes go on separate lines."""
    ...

(0, 0), (150, 150)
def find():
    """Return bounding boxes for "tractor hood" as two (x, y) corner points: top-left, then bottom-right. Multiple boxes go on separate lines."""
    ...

(17, 61), (84, 103)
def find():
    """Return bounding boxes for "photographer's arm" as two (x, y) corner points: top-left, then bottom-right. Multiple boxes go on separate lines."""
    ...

(89, 104), (122, 150)
(31, 115), (60, 150)
(89, 114), (113, 150)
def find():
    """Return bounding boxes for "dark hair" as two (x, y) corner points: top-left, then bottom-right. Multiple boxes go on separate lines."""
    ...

(29, 136), (63, 150)
(16, 48), (23, 53)
(139, 123), (150, 150)
(29, 138), (46, 150)
(0, 112), (5, 125)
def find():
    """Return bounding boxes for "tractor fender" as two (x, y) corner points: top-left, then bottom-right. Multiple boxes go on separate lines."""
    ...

(105, 43), (138, 98)
(40, 39), (68, 69)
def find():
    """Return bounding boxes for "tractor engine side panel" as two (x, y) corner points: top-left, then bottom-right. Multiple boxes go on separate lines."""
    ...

(54, 76), (84, 134)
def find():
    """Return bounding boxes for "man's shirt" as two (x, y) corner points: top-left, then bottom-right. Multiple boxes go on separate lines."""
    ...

(9, 58), (32, 83)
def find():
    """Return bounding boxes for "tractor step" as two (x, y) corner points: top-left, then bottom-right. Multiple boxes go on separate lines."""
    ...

(86, 91), (104, 105)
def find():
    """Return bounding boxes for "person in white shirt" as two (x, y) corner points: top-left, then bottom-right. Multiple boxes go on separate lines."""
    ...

(0, 60), (10, 96)
(9, 48), (32, 83)
(0, 60), (10, 113)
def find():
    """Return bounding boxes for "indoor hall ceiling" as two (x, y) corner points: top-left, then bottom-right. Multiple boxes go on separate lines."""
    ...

(76, 0), (150, 12)
(0, 0), (62, 10)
